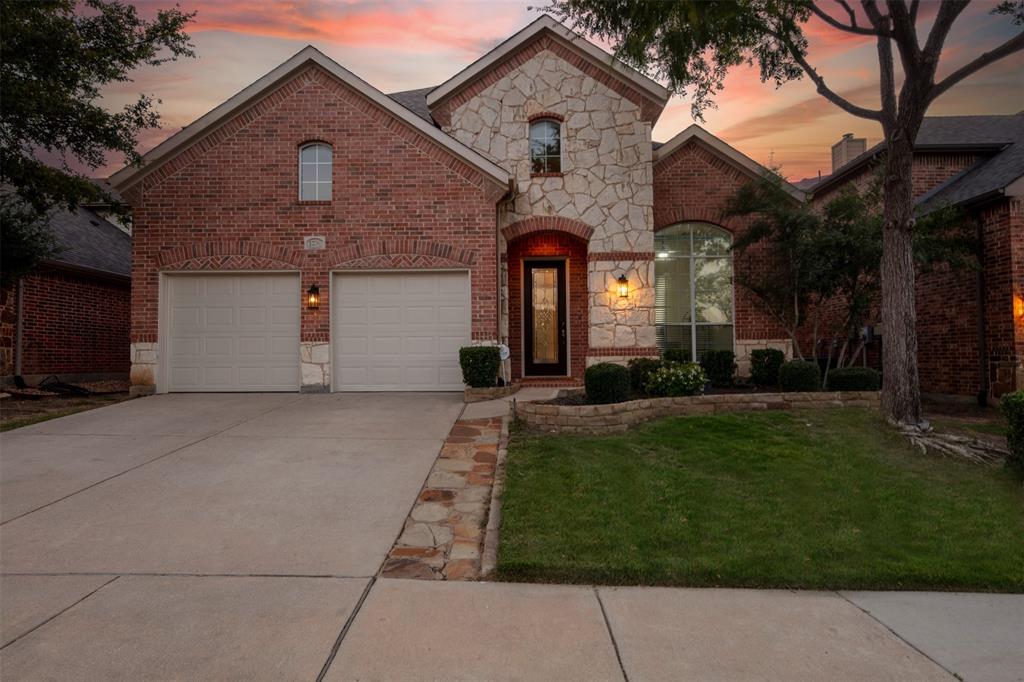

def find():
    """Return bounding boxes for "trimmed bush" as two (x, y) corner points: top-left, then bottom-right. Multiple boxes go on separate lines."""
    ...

(663, 347), (691, 364)
(750, 348), (785, 387)
(459, 346), (500, 388)
(1001, 390), (1024, 480)
(644, 362), (706, 397)
(585, 362), (631, 404)
(701, 350), (736, 387)
(628, 357), (663, 394)
(826, 367), (881, 391)
(778, 360), (821, 392)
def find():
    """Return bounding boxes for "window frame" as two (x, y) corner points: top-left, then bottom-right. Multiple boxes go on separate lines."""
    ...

(298, 142), (333, 202)
(528, 118), (562, 175)
(654, 222), (736, 361)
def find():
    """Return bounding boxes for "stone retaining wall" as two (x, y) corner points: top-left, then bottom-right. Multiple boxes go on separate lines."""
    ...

(515, 391), (880, 433)
(464, 383), (520, 403)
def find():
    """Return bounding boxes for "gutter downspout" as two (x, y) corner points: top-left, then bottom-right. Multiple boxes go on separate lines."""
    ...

(976, 218), (989, 406)
(14, 277), (24, 378)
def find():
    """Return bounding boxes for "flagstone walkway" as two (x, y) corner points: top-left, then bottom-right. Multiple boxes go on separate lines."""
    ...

(381, 415), (505, 580)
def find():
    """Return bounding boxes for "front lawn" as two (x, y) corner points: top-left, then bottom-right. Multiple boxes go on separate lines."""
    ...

(498, 409), (1024, 591)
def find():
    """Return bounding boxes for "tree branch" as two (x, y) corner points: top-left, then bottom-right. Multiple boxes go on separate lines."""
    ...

(923, 0), (970, 62)
(774, 30), (884, 120)
(931, 30), (1024, 100)
(884, 0), (921, 74)
(863, 2), (898, 120)
(810, 3), (883, 35)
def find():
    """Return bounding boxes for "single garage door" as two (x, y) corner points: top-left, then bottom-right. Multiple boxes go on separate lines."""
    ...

(333, 271), (470, 391)
(165, 273), (300, 392)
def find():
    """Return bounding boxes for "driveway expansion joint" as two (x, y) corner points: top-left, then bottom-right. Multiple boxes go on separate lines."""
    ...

(0, 575), (120, 650)
(595, 587), (631, 682)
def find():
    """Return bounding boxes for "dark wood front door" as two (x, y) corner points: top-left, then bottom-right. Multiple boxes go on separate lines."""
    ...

(523, 259), (568, 376)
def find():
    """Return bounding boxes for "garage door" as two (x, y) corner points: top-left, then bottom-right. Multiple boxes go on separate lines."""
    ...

(333, 271), (470, 391)
(165, 274), (300, 392)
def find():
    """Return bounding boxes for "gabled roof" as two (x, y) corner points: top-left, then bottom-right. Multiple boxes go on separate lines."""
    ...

(654, 125), (806, 200)
(425, 15), (669, 117)
(109, 47), (510, 192)
(809, 114), (1024, 207)
(46, 206), (131, 279)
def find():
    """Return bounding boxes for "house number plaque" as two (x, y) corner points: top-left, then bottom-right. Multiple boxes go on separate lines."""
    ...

(304, 235), (326, 250)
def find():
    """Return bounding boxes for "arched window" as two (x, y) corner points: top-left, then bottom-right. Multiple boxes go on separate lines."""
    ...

(529, 119), (561, 174)
(654, 223), (734, 361)
(299, 143), (332, 201)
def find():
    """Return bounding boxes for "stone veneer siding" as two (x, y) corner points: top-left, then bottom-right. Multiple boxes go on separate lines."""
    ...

(443, 43), (657, 377)
(1, 269), (130, 380)
(517, 391), (881, 434)
(123, 64), (504, 393)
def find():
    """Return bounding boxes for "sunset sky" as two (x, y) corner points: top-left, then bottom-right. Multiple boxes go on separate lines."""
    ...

(103, 0), (1024, 181)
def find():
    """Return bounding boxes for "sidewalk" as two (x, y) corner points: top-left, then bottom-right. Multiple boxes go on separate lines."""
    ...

(324, 579), (1023, 681)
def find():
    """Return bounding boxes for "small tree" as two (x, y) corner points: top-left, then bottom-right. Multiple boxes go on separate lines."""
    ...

(0, 0), (195, 284)
(729, 171), (974, 387)
(549, 0), (1024, 428)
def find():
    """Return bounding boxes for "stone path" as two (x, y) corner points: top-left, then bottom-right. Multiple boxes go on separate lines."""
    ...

(381, 416), (505, 580)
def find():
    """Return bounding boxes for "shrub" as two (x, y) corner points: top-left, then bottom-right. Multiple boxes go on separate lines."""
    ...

(701, 350), (736, 387)
(644, 362), (706, 397)
(778, 360), (821, 392)
(1001, 391), (1024, 480)
(628, 357), (662, 394)
(750, 348), (785, 386)
(826, 367), (882, 391)
(585, 362), (631, 404)
(662, 347), (691, 363)
(459, 346), (500, 388)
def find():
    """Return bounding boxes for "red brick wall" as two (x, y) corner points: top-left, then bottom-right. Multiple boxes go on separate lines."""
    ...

(814, 152), (981, 204)
(507, 231), (588, 380)
(811, 154), (1020, 399)
(0, 283), (16, 376)
(0, 269), (130, 377)
(653, 139), (787, 343)
(126, 64), (502, 347)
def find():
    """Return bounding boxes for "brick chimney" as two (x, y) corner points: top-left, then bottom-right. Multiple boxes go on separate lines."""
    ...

(831, 133), (867, 172)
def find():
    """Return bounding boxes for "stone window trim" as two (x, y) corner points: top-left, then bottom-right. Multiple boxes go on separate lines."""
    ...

(530, 171), (565, 179)
(298, 140), (333, 202)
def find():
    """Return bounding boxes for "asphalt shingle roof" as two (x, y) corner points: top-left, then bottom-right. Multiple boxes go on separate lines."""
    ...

(48, 206), (131, 278)
(387, 87), (436, 124)
(809, 113), (1024, 207)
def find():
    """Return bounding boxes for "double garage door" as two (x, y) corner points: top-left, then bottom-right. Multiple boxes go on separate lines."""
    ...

(164, 272), (470, 392)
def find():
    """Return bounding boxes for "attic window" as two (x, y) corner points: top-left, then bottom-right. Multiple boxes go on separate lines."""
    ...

(299, 143), (332, 201)
(529, 119), (561, 174)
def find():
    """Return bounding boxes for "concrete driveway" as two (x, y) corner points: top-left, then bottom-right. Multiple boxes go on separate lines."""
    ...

(0, 392), (463, 679)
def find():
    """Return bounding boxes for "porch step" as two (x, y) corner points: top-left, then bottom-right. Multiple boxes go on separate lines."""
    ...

(518, 377), (583, 388)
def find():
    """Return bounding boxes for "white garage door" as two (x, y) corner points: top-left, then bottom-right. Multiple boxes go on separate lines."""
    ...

(165, 274), (300, 392)
(333, 271), (470, 391)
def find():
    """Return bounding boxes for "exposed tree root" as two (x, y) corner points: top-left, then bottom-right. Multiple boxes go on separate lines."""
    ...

(896, 424), (1008, 465)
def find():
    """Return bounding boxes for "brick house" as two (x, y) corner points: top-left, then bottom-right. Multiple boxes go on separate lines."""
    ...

(109, 15), (1021, 399)
(0, 205), (131, 384)
(807, 115), (1024, 402)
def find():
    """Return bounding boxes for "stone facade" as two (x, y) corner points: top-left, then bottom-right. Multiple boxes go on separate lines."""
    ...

(129, 342), (157, 396)
(443, 44), (658, 376)
(299, 341), (330, 392)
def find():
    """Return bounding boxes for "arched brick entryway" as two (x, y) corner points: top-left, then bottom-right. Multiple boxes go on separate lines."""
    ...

(506, 229), (588, 382)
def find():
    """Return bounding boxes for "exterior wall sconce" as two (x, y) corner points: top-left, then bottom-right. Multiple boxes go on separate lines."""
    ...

(617, 274), (629, 299)
(1015, 295), (1024, 321)
(306, 284), (320, 310)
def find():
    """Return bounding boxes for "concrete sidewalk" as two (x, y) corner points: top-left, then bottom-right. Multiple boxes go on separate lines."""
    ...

(321, 580), (1022, 682)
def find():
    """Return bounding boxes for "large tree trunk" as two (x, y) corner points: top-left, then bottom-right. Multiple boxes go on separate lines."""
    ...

(880, 135), (924, 427)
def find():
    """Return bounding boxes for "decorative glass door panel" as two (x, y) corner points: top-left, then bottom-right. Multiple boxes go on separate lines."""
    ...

(524, 260), (567, 376)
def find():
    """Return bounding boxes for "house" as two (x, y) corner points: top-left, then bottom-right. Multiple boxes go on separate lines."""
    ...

(0, 204), (131, 385)
(807, 115), (1024, 401)
(109, 15), (1020, 399)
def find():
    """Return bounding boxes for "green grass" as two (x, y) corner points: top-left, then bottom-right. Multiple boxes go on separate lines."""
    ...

(498, 409), (1024, 591)
(930, 416), (1008, 438)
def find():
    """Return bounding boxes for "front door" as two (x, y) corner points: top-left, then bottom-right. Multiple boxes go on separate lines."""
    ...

(523, 260), (568, 376)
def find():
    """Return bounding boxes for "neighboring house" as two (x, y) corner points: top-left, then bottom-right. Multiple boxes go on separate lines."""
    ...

(807, 115), (1024, 401)
(107, 15), (1021, 399)
(0, 205), (131, 384)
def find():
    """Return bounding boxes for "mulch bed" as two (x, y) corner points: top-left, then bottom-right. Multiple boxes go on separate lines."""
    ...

(544, 384), (773, 406)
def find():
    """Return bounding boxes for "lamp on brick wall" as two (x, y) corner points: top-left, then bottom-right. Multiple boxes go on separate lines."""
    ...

(617, 274), (629, 299)
(306, 284), (320, 310)
(1015, 295), (1024, 321)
